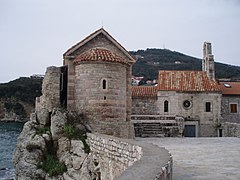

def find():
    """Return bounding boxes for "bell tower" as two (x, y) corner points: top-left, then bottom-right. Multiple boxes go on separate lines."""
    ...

(202, 42), (215, 80)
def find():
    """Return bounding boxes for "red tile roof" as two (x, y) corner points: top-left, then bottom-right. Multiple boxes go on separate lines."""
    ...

(132, 86), (158, 97)
(157, 70), (220, 92)
(73, 48), (128, 65)
(219, 82), (240, 95)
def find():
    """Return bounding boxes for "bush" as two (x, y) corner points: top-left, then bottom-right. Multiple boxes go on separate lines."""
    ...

(39, 155), (66, 177)
(26, 144), (41, 152)
(36, 127), (50, 135)
(63, 124), (82, 139)
(64, 124), (90, 154)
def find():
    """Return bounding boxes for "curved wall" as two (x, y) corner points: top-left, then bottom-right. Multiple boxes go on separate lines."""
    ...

(75, 62), (130, 137)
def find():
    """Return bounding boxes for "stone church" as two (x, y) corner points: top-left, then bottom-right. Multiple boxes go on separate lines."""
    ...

(37, 28), (238, 138)
(62, 28), (135, 138)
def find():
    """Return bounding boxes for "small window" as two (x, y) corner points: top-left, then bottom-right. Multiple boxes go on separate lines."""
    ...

(183, 100), (192, 109)
(205, 102), (211, 112)
(101, 79), (107, 90)
(230, 104), (237, 113)
(164, 100), (169, 112)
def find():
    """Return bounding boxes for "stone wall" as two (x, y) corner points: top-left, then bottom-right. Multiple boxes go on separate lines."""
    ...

(223, 122), (240, 137)
(132, 97), (158, 115)
(221, 96), (240, 123)
(36, 66), (61, 112)
(87, 133), (173, 180)
(87, 133), (142, 180)
(74, 62), (133, 138)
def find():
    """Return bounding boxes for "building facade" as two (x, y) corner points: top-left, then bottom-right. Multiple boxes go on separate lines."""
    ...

(132, 42), (222, 137)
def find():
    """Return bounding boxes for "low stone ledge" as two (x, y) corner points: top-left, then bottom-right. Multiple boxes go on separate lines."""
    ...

(87, 133), (172, 180)
(116, 139), (172, 180)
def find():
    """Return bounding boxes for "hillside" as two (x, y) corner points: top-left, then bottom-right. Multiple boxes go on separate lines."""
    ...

(0, 77), (42, 121)
(131, 48), (240, 81)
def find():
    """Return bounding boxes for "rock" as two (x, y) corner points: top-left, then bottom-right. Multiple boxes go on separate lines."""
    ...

(26, 134), (47, 153)
(37, 108), (50, 126)
(57, 137), (72, 167)
(30, 112), (38, 124)
(51, 108), (67, 141)
(70, 140), (87, 170)
(15, 159), (46, 180)
(70, 140), (85, 156)
(45, 174), (64, 180)
(63, 172), (74, 180)
(58, 137), (71, 154)
(42, 133), (51, 142)
(66, 168), (84, 180)
(13, 121), (46, 180)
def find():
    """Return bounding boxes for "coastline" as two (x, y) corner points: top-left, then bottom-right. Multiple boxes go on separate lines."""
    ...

(0, 119), (28, 123)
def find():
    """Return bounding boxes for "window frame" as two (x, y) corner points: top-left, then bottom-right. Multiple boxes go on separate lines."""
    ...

(164, 100), (169, 113)
(205, 102), (212, 112)
(101, 78), (108, 90)
(230, 103), (238, 113)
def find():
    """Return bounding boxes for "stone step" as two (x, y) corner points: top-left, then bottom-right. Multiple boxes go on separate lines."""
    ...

(140, 133), (165, 138)
(134, 122), (179, 137)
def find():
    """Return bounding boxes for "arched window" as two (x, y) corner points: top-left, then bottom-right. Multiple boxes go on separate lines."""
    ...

(102, 79), (107, 90)
(164, 100), (169, 112)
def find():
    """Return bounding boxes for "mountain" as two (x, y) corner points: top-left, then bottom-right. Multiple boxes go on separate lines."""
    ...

(131, 48), (240, 81)
(0, 77), (43, 121)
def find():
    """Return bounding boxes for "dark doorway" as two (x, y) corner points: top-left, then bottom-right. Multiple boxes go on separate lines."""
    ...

(219, 129), (223, 137)
(184, 125), (196, 137)
(60, 66), (68, 108)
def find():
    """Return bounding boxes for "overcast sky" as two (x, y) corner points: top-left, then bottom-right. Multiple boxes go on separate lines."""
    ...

(1, 0), (240, 83)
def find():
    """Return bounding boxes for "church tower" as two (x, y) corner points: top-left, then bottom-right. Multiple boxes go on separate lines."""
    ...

(202, 42), (215, 80)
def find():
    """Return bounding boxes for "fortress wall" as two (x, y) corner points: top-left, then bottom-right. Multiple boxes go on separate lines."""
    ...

(36, 66), (61, 112)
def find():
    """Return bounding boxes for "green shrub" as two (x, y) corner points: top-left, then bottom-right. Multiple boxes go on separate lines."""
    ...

(26, 144), (41, 152)
(36, 127), (50, 135)
(63, 124), (82, 139)
(80, 136), (90, 154)
(64, 124), (90, 154)
(39, 155), (66, 177)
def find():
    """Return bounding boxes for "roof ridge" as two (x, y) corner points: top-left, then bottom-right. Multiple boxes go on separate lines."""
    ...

(63, 28), (135, 63)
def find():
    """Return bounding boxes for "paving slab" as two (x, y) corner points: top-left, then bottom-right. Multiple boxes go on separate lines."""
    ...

(137, 137), (240, 180)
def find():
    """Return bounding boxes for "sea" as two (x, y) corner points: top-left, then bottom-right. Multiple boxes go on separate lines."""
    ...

(0, 122), (24, 180)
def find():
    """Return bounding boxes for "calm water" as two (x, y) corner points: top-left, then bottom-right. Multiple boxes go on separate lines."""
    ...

(0, 122), (23, 180)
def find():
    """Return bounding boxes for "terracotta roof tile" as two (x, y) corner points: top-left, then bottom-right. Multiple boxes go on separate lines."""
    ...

(132, 86), (157, 97)
(73, 48), (128, 65)
(219, 82), (240, 95)
(157, 70), (220, 92)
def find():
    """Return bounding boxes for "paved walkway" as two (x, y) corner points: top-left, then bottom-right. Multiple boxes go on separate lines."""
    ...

(138, 137), (240, 180)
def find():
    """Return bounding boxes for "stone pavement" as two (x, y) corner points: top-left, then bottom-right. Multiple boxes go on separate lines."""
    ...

(137, 137), (240, 180)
